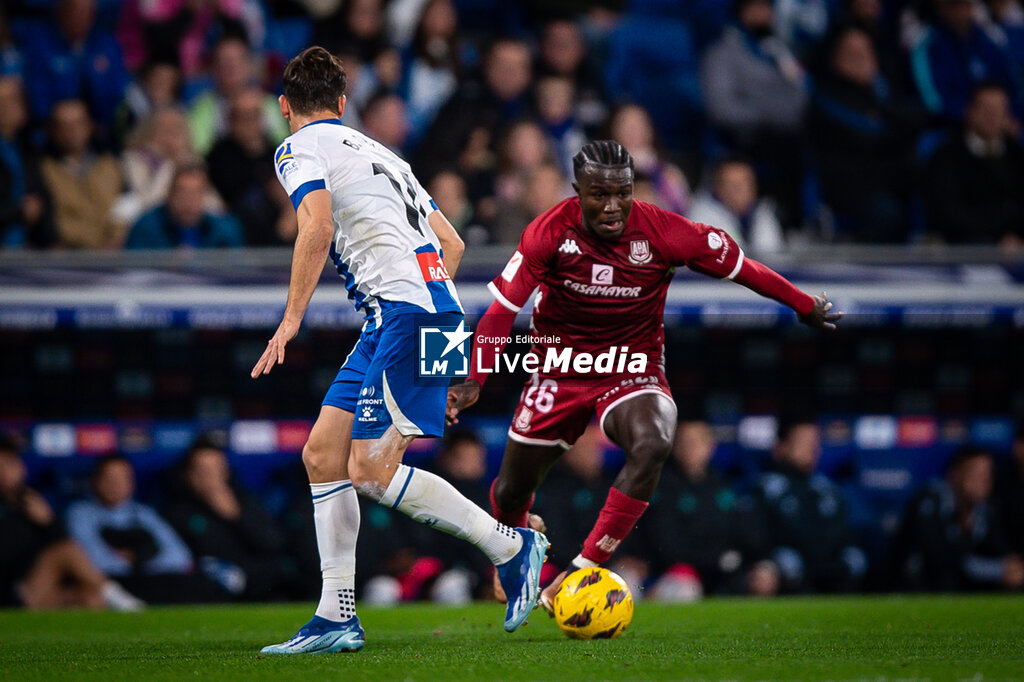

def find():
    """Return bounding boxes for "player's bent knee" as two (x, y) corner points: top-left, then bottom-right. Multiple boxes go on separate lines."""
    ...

(300, 442), (321, 470)
(301, 442), (333, 480)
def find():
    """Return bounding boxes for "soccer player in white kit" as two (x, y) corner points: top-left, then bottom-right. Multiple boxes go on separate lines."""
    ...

(252, 47), (548, 654)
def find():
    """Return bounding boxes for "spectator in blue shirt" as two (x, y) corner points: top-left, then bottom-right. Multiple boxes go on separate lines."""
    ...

(19, 0), (128, 131)
(0, 438), (143, 610)
(911, 0), (1020, 121)
(125, 163), (243, 249)
(67, 456), (193, 578)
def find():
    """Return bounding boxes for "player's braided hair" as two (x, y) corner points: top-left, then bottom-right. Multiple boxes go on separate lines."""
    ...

(572, 140), (634, 182)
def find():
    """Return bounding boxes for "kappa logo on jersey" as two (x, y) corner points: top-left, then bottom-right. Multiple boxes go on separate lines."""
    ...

(628, 239), (652, 264)
(501, 251), (524, 282)
(558, 239), (582, 255)
(418, 320), (472, 377)
(591, 264), (614, 285)
(416, 251), (451, 282)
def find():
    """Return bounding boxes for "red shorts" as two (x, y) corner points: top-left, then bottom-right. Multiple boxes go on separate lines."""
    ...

(508, 371), (674, 448)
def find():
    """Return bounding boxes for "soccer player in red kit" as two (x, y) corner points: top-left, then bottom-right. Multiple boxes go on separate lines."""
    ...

(447, 141), (841, 609)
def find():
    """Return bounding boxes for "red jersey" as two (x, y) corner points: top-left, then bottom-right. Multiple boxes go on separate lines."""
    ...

(485, 198), (746, 377)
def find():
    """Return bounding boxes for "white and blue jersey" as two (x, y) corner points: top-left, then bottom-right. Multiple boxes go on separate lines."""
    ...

(274, 120), (463, 330)
(274, 119), (462, 439)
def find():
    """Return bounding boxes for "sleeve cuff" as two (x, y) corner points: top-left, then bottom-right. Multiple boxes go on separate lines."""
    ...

(486, 281), (522, 312)
(289, 179), (327, 210)
(726, 249), (745, 280)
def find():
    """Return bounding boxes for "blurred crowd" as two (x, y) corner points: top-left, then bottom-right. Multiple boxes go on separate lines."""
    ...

(1, 0), (1023, 252)
(3, 417), (1022, 610)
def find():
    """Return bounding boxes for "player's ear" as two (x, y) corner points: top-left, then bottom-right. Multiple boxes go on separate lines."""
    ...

(571, 181), (581, 196)
(278, 94), (290, 120)
(337, 95), (347, 119)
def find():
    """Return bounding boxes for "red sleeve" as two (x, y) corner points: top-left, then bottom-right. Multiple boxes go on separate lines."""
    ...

(649, 203), (814, 315)
(732, 258), (816, 315)
(467, 300), (516, 387)
(653, 207), (745, 279)
(487, 205), (561, 312)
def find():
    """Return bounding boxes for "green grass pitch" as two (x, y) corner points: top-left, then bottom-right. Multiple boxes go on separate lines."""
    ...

(1, 596), (1022, 681)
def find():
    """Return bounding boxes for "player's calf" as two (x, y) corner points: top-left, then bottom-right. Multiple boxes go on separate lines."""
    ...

(490, 440), (564, 525)
(611, 432), (673, 500)
(603, 390), (676, 499)
(348, 429), (415, 500)
(490, 478), (535, 528)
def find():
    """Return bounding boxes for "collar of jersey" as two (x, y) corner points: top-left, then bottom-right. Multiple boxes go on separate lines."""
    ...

(300, 118), (345, 129)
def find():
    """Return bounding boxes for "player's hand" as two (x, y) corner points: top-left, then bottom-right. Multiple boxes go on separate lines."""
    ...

(446, 379), (481, 424)
(251, 318), (300, 378)
(798, 291), (843, 330)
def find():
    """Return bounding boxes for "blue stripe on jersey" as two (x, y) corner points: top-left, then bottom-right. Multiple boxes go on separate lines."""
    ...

(413, 243), (461, 314)
(329, 243), (378, 328)
(290, 179), (327, 209)
(300, 118), (346, 129)
(429, 199), (438, 211)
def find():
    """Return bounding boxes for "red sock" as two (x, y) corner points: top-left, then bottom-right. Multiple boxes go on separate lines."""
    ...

(581, 488), (649, 564)
(489, 478), (534, 528)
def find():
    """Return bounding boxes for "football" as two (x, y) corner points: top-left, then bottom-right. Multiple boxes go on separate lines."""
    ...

(552, 567), (634, 639)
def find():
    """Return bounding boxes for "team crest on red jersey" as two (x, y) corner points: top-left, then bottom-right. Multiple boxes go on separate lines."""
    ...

(514, 406), (533, 432)
(628, 239), (652, 264)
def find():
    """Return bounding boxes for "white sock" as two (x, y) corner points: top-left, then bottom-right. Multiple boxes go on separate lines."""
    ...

(310, 480), (359, 621)
(380, 464), (523, 565)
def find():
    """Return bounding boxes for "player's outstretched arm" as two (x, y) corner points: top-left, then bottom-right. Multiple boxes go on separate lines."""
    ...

(730, 257), (843, 330)
(251, 189), (334, 378)
(427, 210), (465, 277)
